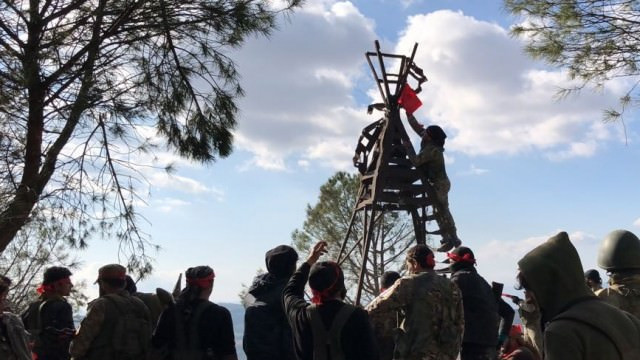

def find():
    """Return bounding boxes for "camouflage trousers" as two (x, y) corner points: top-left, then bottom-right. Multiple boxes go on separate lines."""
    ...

(430, 179), (457, 237)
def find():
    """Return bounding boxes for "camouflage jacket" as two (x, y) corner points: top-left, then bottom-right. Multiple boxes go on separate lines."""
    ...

(70, 290), (151, 360)
(0, 312), (31, 360)
(366, 271), (464, 360)
(598, 273), (640, 319)
(414, 143), (449, 186)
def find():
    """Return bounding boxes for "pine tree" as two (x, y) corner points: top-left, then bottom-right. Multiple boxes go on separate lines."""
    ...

(0, 0), (302, 275)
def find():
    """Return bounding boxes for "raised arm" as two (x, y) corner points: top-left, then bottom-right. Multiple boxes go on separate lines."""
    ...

(406, 112), (425, 137)
(283, 242), (328, 319)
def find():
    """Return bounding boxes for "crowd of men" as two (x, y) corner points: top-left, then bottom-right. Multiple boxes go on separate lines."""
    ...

(1, 229), (640, 360)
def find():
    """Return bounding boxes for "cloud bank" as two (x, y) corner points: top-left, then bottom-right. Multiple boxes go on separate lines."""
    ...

(229, 3), (628, 171)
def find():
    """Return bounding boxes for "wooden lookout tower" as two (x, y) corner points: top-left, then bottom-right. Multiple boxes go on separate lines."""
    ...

(338, 41), (452, 305)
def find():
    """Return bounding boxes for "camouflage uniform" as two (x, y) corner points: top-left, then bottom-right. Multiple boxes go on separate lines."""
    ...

(0, 312), (31, 360)
(70, 290), (151, 360)
(407, 115), (457, 237)
(366, 271), (464, 360)
(597, 273), (640, 319)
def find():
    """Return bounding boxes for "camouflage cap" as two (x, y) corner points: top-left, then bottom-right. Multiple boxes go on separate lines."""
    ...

(95, 264), (126, 283)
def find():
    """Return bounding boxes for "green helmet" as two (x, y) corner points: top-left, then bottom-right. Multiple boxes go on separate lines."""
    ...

(597, 230), (640, 271)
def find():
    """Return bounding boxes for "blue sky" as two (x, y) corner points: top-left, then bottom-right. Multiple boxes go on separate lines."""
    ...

(75, 0), (640, 303)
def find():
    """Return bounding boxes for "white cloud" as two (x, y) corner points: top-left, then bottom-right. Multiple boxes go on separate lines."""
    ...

(154, 198), (191, 213)
(546, 140), (598, 161)
(297, 159), (310, 169)
(473, 230), (599, 290)
(634, 218), (640, 228)
(395, 10), (626, 159)
(458, 164), (489, 176)
(304, 137), (354, 170)
(147, 172), (224, 201)
(224, 5), (630, 172)
(230, 0), (376, 171)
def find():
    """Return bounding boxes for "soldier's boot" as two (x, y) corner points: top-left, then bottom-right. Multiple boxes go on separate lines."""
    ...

(437, 235), (461, 252)
(437, 223), (462, 252)
(434, 206), (461, 251)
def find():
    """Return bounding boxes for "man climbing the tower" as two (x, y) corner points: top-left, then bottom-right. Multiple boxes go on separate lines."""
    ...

(401, 89), (461, 252)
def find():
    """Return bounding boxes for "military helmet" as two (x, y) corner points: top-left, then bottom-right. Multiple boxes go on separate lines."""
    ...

(597, 230), (640, 271)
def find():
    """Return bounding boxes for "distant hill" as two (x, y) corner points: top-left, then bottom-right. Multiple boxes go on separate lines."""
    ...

(220, 302), (246, 360)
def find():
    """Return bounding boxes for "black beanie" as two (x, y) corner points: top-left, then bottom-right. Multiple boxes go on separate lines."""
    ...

(426, 125), (447, 147)
(584, 269), (601, 283)
(265, 245), (298, 278)
(309, 261), (345, 292)
(43, 267), (72, 285)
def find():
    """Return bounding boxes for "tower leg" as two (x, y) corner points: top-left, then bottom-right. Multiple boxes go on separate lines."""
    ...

(355, 208), (377, 306)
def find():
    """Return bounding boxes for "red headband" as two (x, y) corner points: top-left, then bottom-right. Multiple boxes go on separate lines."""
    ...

(37, 277), (71, 295)
(311, 264), (341, 305)
(425, 253), (436, 268)
(447, 252), (476, 264)
(186, 273), (215, 288)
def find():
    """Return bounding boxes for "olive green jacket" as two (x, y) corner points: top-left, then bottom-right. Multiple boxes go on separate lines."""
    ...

(70, 290), (151, 360)
(0, 312), (31, 360)
(598, 273), (640, 319)
(518, 232), (640, 360)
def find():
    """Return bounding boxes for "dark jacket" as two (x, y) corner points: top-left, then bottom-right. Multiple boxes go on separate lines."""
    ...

(518, 232), (640, 360)
(283, 262), (379, 360)
(22, 296), (74, 360)
(243, 273), (295, 360)
(152, 299), (237, 359)
(450, 265), (499, 347)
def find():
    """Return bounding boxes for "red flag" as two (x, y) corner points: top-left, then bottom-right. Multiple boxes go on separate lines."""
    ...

(397, 85), (422, 115)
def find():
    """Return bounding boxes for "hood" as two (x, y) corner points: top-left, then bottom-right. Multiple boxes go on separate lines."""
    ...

(517, 231), (593, 321)
(247, 273), (288, 304)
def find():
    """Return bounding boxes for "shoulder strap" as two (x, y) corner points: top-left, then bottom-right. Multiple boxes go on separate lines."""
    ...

(328, 304), (356, 360)
(187, 301), (214, 352)
(308, 305), (328, 360)
(307, 304), (356, 360)
(35, 300), (50, 332)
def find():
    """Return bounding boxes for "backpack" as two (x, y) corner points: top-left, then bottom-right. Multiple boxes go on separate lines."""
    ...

(307, 303), (356, 360)
(172, 301), (215, 360)
(104, 294), (151, 360)
(243, 299), (290, 360)
(21, 300), (50, 350)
